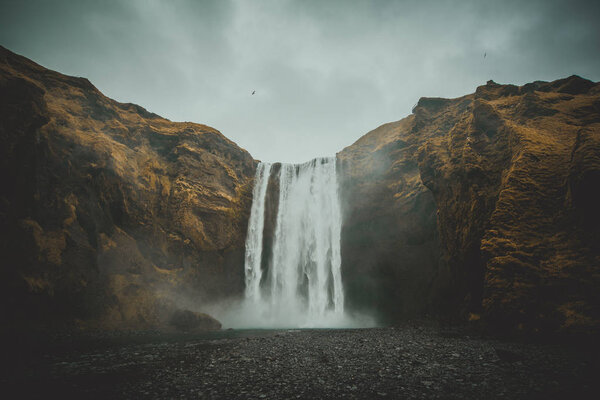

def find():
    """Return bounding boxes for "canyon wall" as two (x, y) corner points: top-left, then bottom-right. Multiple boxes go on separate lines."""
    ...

(2, 45), (599, 334)
(0, 46), (256, 329)
(339, 77), (600, 333)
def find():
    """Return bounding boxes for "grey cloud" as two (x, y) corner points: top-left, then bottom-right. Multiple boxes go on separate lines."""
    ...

(1, 0), (598, 163)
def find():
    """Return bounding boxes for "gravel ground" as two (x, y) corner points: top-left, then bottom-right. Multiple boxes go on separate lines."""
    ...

(2, 325), (597, 399)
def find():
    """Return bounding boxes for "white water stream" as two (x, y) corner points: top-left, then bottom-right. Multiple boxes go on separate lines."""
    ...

(242, 157), (346, 327)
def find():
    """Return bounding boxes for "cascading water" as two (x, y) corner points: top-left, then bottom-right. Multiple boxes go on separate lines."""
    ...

(244, 162), (272, 303)
(242, 157), (345, 327)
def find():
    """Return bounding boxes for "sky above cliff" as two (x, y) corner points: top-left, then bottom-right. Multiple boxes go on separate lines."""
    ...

(1, 0), (599, 163)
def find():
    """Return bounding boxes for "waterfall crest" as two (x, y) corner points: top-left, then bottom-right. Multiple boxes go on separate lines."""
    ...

(243, 157), (345, 327)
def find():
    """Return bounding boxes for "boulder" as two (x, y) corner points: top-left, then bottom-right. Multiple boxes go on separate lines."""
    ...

(168, 309), (222, 331)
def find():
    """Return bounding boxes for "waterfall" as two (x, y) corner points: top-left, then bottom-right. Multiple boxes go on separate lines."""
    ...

(243, 157), (345, 327)
(244, 162), (272, 302)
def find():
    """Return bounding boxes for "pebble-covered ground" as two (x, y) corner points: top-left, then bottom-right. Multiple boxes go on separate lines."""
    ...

(2, 325), (597, 399)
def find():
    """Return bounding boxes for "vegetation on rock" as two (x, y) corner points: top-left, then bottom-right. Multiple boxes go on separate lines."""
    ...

(1, 45), (598, 335)
(0, 46), (255, 329)
(339, 77), (600, 334)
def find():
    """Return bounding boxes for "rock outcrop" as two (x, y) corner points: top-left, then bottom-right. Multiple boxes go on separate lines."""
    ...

(339, 77), (600, 333)
(0, 45), (255, 329)
(168, 309), (222, 331)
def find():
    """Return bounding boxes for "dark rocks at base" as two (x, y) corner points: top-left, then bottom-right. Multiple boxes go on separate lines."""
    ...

(168, 309), (221, 332)
(493, 348), (523, 363)
(2, 325), (597, 400)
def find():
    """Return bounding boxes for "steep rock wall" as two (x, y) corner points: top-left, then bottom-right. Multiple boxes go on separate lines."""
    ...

(0, 46), (256, 329)
(2, 45), (599, 334)
(339, 77), (600, 333)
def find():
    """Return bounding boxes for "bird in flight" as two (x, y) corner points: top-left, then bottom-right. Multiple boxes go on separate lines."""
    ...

(484, 52), (486, 58)
(252, 90), (256, 95)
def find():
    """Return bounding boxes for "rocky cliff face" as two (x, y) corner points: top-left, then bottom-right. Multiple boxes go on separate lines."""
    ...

(0, 46), (256, 329)
(339, 77), (600, 334)
(337, 117), (441, 322)
(2, 46), (599, 334)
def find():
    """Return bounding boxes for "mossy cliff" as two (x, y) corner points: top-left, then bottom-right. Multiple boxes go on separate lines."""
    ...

(339, 77), (600, 334)
(2, 45), (599, 334)
(0, 46), (256, 329)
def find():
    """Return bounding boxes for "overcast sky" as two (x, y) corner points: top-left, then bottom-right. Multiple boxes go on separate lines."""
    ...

(1, 0), (599, 163)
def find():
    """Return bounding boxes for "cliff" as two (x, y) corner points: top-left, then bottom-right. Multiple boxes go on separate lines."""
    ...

(339, 77), (600, 334)
(0, 46), (256, 329)
(2, 46), (599, 335)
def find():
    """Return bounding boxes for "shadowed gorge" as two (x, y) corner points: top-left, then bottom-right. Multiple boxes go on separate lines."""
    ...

(1, 46), (599, 335)
(1, 41), (599, 399)
(2, 0), (600, 396)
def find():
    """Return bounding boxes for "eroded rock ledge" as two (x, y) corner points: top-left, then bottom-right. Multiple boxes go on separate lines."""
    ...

(338, 77), (600, 334)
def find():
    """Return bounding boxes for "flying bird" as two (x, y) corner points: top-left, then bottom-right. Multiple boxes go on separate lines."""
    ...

(484, 52), (487, 58)
(252, 90), (256, 95)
